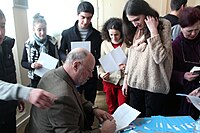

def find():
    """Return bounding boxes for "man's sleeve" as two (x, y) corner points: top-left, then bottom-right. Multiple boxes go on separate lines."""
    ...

(0, 80), (31, 101)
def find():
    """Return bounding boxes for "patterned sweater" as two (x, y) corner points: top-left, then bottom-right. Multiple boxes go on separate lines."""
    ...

(125, 18), (173, 94)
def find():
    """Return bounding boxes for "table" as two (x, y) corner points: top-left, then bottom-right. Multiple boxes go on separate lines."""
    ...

(120, 116), (195, 133)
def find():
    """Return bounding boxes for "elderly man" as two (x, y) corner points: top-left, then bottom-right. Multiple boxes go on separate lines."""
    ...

(26, 48), (116, 133)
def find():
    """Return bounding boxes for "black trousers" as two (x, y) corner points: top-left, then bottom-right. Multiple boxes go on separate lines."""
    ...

(29, 78), (40, 88)
(0, 115), (16, 133)
(128, 86), (167, 117)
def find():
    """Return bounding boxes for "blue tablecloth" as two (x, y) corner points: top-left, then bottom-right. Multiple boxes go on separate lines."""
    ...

(120, 116), (195, 133)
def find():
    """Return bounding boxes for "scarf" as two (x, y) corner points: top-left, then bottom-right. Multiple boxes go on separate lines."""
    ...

(132, 28), (147, 52)
(33, 34), (48, 53)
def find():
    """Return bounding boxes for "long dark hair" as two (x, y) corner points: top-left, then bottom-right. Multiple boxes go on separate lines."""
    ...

(122, 0), (161, 46)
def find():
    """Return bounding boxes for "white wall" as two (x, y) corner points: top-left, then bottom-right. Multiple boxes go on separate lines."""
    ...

(96, 0), (200, 31)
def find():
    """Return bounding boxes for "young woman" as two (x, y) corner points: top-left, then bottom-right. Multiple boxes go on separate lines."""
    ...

(21, 13), (60, 87)
(122, 0), (173, 117)
(98, 18), (129, 114)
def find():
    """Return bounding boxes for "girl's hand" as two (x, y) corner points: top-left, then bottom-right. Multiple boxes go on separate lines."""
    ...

(144, 16), (159, 36)
(100, 72), (110, 81)
(122, 82), (128, 97)
(31, 62), (43, 69)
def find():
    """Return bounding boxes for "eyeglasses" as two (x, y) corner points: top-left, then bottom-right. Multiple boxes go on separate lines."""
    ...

(181, 41), (200, 65)
(81, 62), (94, 74)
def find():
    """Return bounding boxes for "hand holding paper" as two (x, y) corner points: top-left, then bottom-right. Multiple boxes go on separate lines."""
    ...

(112, 103), (141, 132)
(99, 47), (127, 73)
(34, 52), (59, 77)
(176, 93), (200, 111)
(190, 66), (200, 74)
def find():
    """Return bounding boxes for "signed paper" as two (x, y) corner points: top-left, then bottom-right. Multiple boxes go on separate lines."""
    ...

(176, 93), (200, 111)
(112, 103), (141, 132)
(34, 52), (59, 77)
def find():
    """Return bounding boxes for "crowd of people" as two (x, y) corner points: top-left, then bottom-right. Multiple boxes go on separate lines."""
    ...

(1, 0), (200, 132)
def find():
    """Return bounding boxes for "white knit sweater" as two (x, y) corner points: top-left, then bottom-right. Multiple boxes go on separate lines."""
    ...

(125, 18), (173, 94)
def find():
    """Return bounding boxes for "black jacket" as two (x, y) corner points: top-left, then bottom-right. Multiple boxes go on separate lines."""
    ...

(0, 36), (18, 123)
(59, 21), (102, 78)
(0, 36), (16, 83)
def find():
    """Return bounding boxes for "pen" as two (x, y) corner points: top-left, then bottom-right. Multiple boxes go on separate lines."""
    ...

(122, 127), (134, 132)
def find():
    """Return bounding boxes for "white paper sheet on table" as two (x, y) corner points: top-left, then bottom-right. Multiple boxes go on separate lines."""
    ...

(98, 46), (127, 73)
(34, 52), (59, 77)
(112, 103), (141, 132)
(176, 93), (200, 111)
(71, 41), (91, 52)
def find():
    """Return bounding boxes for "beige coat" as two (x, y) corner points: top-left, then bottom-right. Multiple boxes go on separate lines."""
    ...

(98, 41), (129, 86)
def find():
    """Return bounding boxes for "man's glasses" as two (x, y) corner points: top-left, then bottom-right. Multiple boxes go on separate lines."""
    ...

(81, 62), (94, 73)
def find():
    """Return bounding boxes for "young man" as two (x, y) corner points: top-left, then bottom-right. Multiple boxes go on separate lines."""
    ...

(59, 1), (102, 105)
(163, 0), (187, 26)
(0, 9), (24, 133)
(26, 48), (116, 133)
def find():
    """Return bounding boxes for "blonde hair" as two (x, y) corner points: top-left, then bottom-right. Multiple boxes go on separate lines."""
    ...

(33, 13), (46, 27)
(0, 9), (5, 19)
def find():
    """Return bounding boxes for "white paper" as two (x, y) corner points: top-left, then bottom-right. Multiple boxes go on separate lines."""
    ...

(71, 41), (91, 52)
(98, 46), (127, 73)
(110, 46), (127, 65)
(112, 103), (141, 132)
(99, 53), (119, 73)
(190, 66), (200, 73)
(34, 52), (59, 77)
(176, 93), (200, 111)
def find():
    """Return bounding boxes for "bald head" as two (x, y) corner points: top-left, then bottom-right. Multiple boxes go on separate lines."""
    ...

(65, 48), (94, 65)
(63, 48), (95, 85)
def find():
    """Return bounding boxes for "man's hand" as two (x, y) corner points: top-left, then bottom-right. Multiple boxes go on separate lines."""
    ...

(100, 119), (116, 133)
(93, 108), (113, 123)
(28, 89), (57, 109)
